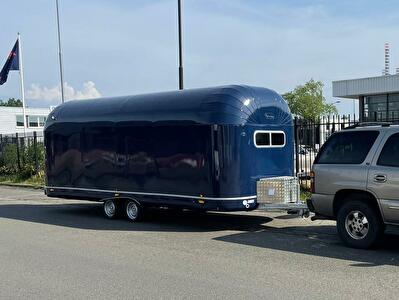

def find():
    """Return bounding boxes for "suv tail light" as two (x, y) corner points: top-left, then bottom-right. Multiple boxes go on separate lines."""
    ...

(310, 171), (315, 193)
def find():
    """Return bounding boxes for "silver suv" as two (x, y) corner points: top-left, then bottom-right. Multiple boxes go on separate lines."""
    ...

(307, 123), (399, 249)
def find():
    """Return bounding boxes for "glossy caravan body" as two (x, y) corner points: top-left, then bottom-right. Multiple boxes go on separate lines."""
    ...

(44, 85), (294, 211)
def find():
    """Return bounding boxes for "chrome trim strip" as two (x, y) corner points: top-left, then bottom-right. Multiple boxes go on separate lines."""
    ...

(388, 206), (399, 210)
(45, 186), (257, 201)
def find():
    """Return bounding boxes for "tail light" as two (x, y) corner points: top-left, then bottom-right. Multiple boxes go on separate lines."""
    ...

(310, 171), (315, 193)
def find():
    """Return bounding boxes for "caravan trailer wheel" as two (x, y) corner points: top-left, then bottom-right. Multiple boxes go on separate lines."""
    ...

(125, 200), (142, 222)
(103, 199), (117, 219)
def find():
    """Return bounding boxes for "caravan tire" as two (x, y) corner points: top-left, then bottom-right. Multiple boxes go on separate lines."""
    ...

(103, 199), (117, 219)
(125, 200), (142, 222)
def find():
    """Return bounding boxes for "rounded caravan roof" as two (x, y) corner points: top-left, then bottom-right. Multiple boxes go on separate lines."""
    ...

(46, 85), (292, 129)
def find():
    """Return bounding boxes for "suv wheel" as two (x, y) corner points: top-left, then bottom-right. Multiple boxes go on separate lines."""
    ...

(336, 200), (383, 249)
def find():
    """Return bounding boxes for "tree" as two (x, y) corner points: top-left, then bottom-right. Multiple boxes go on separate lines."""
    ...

(282, 79), (338, 121)
(0, 98), (23, 107)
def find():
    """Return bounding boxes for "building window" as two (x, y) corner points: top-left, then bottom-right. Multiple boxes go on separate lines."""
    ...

(388, 94), (399, 120)
(364, 93), (399, 121)
(254, 131), (286, 148)
(16, 115), (47, 128)
(16, 115), (24, 127)
(29, 115), (39, 127)
(39, 116), (47, 127)
(364, 95), (387, 121)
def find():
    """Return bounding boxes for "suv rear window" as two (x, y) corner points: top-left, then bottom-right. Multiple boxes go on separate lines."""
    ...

(315, 131), (379, 164)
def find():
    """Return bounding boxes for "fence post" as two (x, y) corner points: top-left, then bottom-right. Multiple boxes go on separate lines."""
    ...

(294, 117), (300, 177)
(16, 133), (21, 172)
(33, 131), (38, 173)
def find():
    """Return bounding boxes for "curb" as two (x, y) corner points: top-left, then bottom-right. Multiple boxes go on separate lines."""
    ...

(0, 182), (43, 190)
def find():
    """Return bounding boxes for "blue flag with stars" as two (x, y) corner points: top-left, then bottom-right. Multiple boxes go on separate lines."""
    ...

(0, 40), (19, 85)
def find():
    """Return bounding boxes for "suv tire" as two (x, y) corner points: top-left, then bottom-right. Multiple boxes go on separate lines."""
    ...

(337, 200), (383, 249)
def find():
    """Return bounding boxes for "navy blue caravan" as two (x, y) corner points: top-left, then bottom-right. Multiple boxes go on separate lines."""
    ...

(44, 85), (294, 214)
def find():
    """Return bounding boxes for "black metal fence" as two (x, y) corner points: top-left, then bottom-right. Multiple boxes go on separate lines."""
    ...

(0, 131), (44, 177)
(294, 115), (360, 188)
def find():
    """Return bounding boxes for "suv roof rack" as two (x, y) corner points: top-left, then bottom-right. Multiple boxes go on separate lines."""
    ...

(344, 122), (392, 130)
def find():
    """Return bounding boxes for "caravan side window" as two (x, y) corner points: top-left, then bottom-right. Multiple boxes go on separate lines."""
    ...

(254, 131), (285, 148)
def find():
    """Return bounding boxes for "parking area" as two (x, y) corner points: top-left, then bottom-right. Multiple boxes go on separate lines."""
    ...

(0, 185), (398, 299)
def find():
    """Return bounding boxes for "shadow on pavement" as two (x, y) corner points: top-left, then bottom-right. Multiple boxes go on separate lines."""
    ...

(1, 202), (398, 266)
(0, 202), (272, 232)
(215, 225), (399, 267)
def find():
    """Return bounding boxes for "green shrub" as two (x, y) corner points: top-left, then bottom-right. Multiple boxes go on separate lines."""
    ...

(0, 141), (45, 177)
(0, 144), (19, 175)
(21, 142), (45, 177)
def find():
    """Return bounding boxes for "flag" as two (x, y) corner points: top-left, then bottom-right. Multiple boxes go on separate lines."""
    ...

(0, 40), (19, 85)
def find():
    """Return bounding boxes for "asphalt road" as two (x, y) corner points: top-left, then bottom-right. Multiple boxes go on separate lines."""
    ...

(0, 186), (398, 299)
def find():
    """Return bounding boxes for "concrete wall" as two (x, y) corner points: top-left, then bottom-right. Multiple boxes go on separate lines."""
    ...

(0, 107), (51, 135)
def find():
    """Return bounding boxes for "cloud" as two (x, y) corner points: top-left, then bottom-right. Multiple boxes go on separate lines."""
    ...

(27, 81), (101, 101)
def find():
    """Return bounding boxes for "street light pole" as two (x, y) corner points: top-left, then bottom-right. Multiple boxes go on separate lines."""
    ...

(55, 0), (65, 103)
(177, 0), (184, 90)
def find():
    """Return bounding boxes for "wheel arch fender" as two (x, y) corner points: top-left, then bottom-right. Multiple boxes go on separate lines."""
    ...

(100, 196), (141, 205)
(333, 189), (384, 221)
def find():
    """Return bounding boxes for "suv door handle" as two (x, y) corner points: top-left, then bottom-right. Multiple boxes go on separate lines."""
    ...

(374, 174), (387, 183)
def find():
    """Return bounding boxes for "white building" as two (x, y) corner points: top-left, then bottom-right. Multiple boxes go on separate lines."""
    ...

(333, 74), (399, 122)
(0, 106), (52, 135)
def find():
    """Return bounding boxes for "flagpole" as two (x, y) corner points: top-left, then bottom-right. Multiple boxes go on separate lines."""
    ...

(177, 0), (184, 90)
(17, 33), (27, 137)
(55, 0), (65, 104)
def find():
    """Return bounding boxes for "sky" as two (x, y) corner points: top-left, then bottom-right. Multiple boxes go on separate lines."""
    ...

(1, 0), (399, 115)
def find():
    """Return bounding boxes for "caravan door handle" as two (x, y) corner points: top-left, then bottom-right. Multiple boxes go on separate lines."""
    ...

(374, 174), (387, 183)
